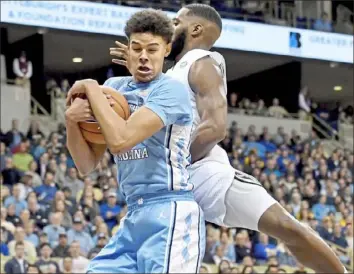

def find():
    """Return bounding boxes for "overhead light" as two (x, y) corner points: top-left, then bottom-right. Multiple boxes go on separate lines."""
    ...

(37, 28), (48, 35)
(72, 57), (83, 63)
(330, 62), (338, 68)
(334, 86), (342, 91)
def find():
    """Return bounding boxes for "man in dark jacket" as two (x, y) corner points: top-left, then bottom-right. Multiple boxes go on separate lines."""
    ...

(87, 233), (108, 259)
(52, 233), (70, 258)
(234, 231), (252, 263)
(1, 157), (22, 187)
(5, 119), (24, 149)
(35, 243), (60, 274)
(4, 241), (28, 274)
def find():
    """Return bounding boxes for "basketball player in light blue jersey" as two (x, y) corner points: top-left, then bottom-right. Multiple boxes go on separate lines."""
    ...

(65, 9), (205, 273)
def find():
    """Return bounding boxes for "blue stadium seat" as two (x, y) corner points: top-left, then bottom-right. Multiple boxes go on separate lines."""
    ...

(296, 16), (307, 29)
(222, 7), (245, 20)
(309, 18), (316, 30)
(246, 11), (265, 23)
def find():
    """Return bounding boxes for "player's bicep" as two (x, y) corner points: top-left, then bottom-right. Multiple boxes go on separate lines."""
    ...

(189, 57), (227, 124)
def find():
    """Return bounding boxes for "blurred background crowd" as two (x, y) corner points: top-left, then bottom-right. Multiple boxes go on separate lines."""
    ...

(0, 0), (353, 273)
(0, 113), (353, 273)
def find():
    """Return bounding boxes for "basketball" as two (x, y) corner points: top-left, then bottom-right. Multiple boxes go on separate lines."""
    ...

(75, 86), (130, 145)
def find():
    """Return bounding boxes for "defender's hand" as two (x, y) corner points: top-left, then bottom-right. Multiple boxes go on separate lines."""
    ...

(110, 41), (128, 67)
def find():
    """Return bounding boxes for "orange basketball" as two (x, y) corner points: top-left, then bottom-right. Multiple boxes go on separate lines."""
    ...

(75, 86), (130, 145)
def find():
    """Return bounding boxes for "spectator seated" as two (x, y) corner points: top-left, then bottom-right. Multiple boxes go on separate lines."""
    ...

(313, 12), (333, 32)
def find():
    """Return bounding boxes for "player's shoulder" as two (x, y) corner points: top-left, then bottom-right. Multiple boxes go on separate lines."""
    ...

(157, 74), (187, 91)
(194, 51), (225, 65)
(176, 49), (210, 66)
(160, 73), (184, 85)
(191, 51), (226, 75)
(103, 76), (132, 90)
(210, 51), (226, 65)
(149, 74), (189, 101)
(186, 48), (211, 57)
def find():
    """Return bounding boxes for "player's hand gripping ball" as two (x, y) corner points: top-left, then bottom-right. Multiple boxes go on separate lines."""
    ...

(67, 80), (130, 145)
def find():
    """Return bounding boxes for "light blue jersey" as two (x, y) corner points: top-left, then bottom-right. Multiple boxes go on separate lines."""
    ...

(87, 74), (205, 273)
(104, 73), (194, 202)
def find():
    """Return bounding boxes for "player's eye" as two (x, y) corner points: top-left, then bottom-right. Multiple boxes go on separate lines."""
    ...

(148, 49), (158, 53)
(132, 48), (142, 53)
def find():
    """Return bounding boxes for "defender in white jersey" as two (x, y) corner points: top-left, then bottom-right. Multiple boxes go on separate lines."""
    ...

(110, 4), (346, 273)
(166, 48), (262, 227)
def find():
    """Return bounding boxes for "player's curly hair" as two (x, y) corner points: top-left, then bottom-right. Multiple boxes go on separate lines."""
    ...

(124, 9), (173, 43)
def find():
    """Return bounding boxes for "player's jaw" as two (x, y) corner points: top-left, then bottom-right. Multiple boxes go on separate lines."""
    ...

(166, 29), (187, 62)
(136, 64), (153, 77)
(132, 64), (155, 83)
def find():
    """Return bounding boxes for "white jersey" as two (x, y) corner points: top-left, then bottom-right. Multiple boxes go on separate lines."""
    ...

(166, 49), (235, 225)
(166, 49), (230, 165)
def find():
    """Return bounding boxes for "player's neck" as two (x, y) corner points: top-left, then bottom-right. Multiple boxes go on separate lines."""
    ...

(175, 44), (210, 62)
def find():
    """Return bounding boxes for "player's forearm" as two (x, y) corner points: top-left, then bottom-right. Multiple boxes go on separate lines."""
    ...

(190, 121), (226, 163)
(66, 120), (98, 175)
(86, 88), (130, 154)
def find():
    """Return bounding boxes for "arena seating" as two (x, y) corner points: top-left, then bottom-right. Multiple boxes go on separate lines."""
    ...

(1, 108), (353, 273)
(0, 1), (353, 273)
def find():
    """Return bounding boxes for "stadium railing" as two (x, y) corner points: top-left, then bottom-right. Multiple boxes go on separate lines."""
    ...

(339, 122), (354, 151)
(4, 78), (50, 118)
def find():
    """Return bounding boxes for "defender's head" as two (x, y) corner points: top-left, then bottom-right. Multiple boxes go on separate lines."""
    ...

(168, 4), (222, 61)
(124, 9), (173, 83)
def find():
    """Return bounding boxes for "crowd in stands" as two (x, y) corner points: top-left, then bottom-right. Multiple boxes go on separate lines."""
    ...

(228, 94), (290, 119)
(0, 110), (353, 273)
(45, 67), (116, 99)
(214, 122), (353, 272)
(311, 10), (353, 34)
(45, 79), (70, 99)
(94, 0), (354, 34)
(0, 119), (126, 273)
(228, 91), (354, 129)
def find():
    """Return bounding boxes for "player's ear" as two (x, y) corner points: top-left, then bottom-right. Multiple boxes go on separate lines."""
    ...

(165, 43), (172, 57)
(191, 23), (203, 37)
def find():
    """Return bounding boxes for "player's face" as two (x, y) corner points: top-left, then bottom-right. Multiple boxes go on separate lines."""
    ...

(167, 8), (189, 61)
(128, 33), (171, 83)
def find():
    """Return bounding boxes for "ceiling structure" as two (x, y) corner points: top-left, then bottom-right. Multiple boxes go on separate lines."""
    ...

(4, 24), (354, 103)
(301, 62), (353, 104)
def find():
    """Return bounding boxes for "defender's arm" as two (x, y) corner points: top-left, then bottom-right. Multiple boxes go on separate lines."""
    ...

(189, 56), (227, 163)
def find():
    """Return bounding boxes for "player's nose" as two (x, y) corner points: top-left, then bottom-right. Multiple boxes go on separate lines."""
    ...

(139, 57), (148, 65)
(139, 50), (149, 63)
